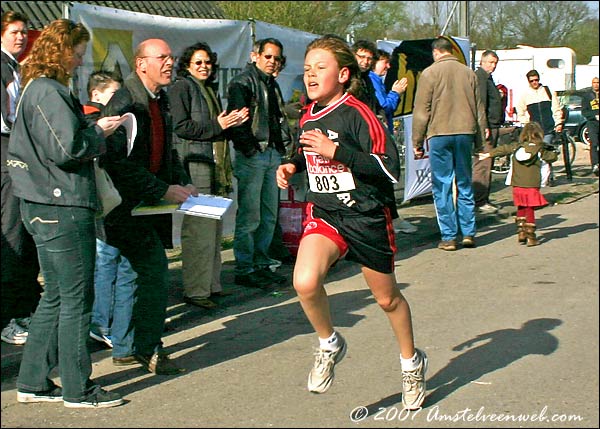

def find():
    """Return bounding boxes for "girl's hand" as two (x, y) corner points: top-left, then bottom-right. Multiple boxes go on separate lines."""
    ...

(276, 163), (296, 189)
(299, 129), (337, 159)
(478, 152), (490, 160)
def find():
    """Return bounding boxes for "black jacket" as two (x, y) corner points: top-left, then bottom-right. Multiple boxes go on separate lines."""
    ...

(581, 89), (599, 123)
(475, 67), (503, 128)
(2, 50), (21, 168)
(168, 75), (225, 163)
(101, 72), (190, 248)
(226, 63), (289, 157)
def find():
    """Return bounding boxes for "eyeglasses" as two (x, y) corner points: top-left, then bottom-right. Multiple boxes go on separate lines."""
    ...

(529, 78), (540, 83)
(356, 53), (374, 61)
(142, 55), (177, 63)
(192, 59), (212, 66)
(263, 54), (283, 62)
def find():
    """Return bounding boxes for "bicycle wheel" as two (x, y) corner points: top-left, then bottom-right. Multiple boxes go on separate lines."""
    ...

(491, 155), (510, 175)
(560, 134), (577, 167)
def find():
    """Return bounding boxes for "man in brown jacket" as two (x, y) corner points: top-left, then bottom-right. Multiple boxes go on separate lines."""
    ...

(412, 36), (487, 251)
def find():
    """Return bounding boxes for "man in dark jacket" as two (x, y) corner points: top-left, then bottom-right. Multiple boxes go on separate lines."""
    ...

(226, 38), (289, 288)
(472, 50), (502, 214)
(581, 77), (599, 175)
(1, 10), (42, 345)
(351, 40), (385, 120)
(102, 38), (196, 375)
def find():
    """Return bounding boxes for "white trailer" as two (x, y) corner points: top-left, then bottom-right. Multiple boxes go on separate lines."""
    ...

(575, 56), (599, 89)
(475, 45), (576, 119)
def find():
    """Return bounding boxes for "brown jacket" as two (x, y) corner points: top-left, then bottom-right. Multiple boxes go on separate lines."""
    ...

(412, 55), (487, 152)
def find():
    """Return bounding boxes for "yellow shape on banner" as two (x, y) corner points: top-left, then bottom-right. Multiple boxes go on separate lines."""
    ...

(91, 28), (134, 78)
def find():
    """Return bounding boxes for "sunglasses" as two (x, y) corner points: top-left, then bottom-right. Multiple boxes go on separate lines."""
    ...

(529, 78), (540, 83)
(192, 59), (212, 66)
(263, 54), (283, 62)
(356, 53), (374, 61)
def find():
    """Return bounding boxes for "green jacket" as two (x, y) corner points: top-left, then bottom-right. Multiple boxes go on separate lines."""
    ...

(490, 140), (558, 188)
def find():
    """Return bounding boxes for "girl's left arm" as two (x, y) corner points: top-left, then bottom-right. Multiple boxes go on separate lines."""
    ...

(332, 111), (400, 182)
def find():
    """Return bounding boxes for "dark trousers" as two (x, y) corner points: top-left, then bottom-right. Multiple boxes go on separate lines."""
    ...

(588, 120), (599, 167)
(17, 202), (97, 402)
(105, 220), (169, 357)
(1, 136), (42, 327)
(472, 127), (500, 207)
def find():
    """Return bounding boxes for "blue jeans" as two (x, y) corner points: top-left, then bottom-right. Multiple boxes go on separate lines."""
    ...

(233, 147), (281, 275)
(429, 135), (476, 241)
(17, 201), (98, 402)
(92, 239), (137, 358)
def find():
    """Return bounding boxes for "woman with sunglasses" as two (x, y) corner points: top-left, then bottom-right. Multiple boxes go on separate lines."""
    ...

(168, 42), (248, 309)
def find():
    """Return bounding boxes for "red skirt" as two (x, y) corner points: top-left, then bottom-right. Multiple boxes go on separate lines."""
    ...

(513, 187), (548, 208)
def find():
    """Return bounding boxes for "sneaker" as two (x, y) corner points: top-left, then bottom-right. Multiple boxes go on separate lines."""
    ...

(63, 385), (124, 408)
(437, 240), (457, 251)
(476, 203), (499, 214)
(395, 219), (418, 234)
(234, 271), (272, 289)
(268, 259), (283, 270)
(135, 352), (185, 375)
(17, 385), (63, 403)
(401, 349), (428, 410)
(1, 319), (28, 345)
(462, 236), (476, 248)
(593, 164), (599, 177)
(307, 333), (347, 394)
(15, 317), (31, 330)
(89, 331), (113, 348)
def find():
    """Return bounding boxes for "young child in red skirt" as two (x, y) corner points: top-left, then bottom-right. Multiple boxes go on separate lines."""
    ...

(479, 122), (558, 246)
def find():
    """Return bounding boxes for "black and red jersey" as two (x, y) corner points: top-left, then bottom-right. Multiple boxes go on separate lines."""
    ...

(291, 93), (400, 214)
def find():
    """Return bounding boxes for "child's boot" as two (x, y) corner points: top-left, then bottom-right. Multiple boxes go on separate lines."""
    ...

(524, 223), (539, 247)
(515, 217), (527, 244)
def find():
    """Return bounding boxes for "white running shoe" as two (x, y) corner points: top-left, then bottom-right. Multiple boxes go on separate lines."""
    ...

(307, 333), (347, 394)
(1, 319), (29, 345)
(401, 348), (428, 410)
(89, 331), (113, 348)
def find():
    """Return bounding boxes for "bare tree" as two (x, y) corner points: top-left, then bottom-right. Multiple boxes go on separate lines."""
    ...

(217, 1), (597, 63)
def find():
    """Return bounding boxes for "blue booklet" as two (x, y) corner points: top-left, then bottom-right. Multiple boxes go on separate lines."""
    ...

(132, 194), (233, 219)
(178, 194), (233, 219)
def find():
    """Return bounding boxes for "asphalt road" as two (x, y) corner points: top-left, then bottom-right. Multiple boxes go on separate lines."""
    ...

(1, 147), (598, 428)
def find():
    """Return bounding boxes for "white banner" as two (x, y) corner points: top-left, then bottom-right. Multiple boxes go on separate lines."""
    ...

(69, 4), (322, 105)
(69, 2), (253, 104)
(402, 115), (432, 201)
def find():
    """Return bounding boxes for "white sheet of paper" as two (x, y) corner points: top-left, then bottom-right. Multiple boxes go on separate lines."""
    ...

(118, 112), (137, 156)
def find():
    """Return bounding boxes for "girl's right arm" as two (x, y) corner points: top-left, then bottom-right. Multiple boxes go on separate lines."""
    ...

(276, 163), (297, 189)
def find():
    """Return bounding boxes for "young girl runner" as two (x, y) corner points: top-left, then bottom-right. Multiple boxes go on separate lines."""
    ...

(276, 36), (427, 410)
(479, 122), (557, 246)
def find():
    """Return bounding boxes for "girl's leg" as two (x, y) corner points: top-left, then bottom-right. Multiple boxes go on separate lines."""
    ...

(362, 267), (415, 359)
(523, 206), (535, 224)
(292, 234), (340, 338)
